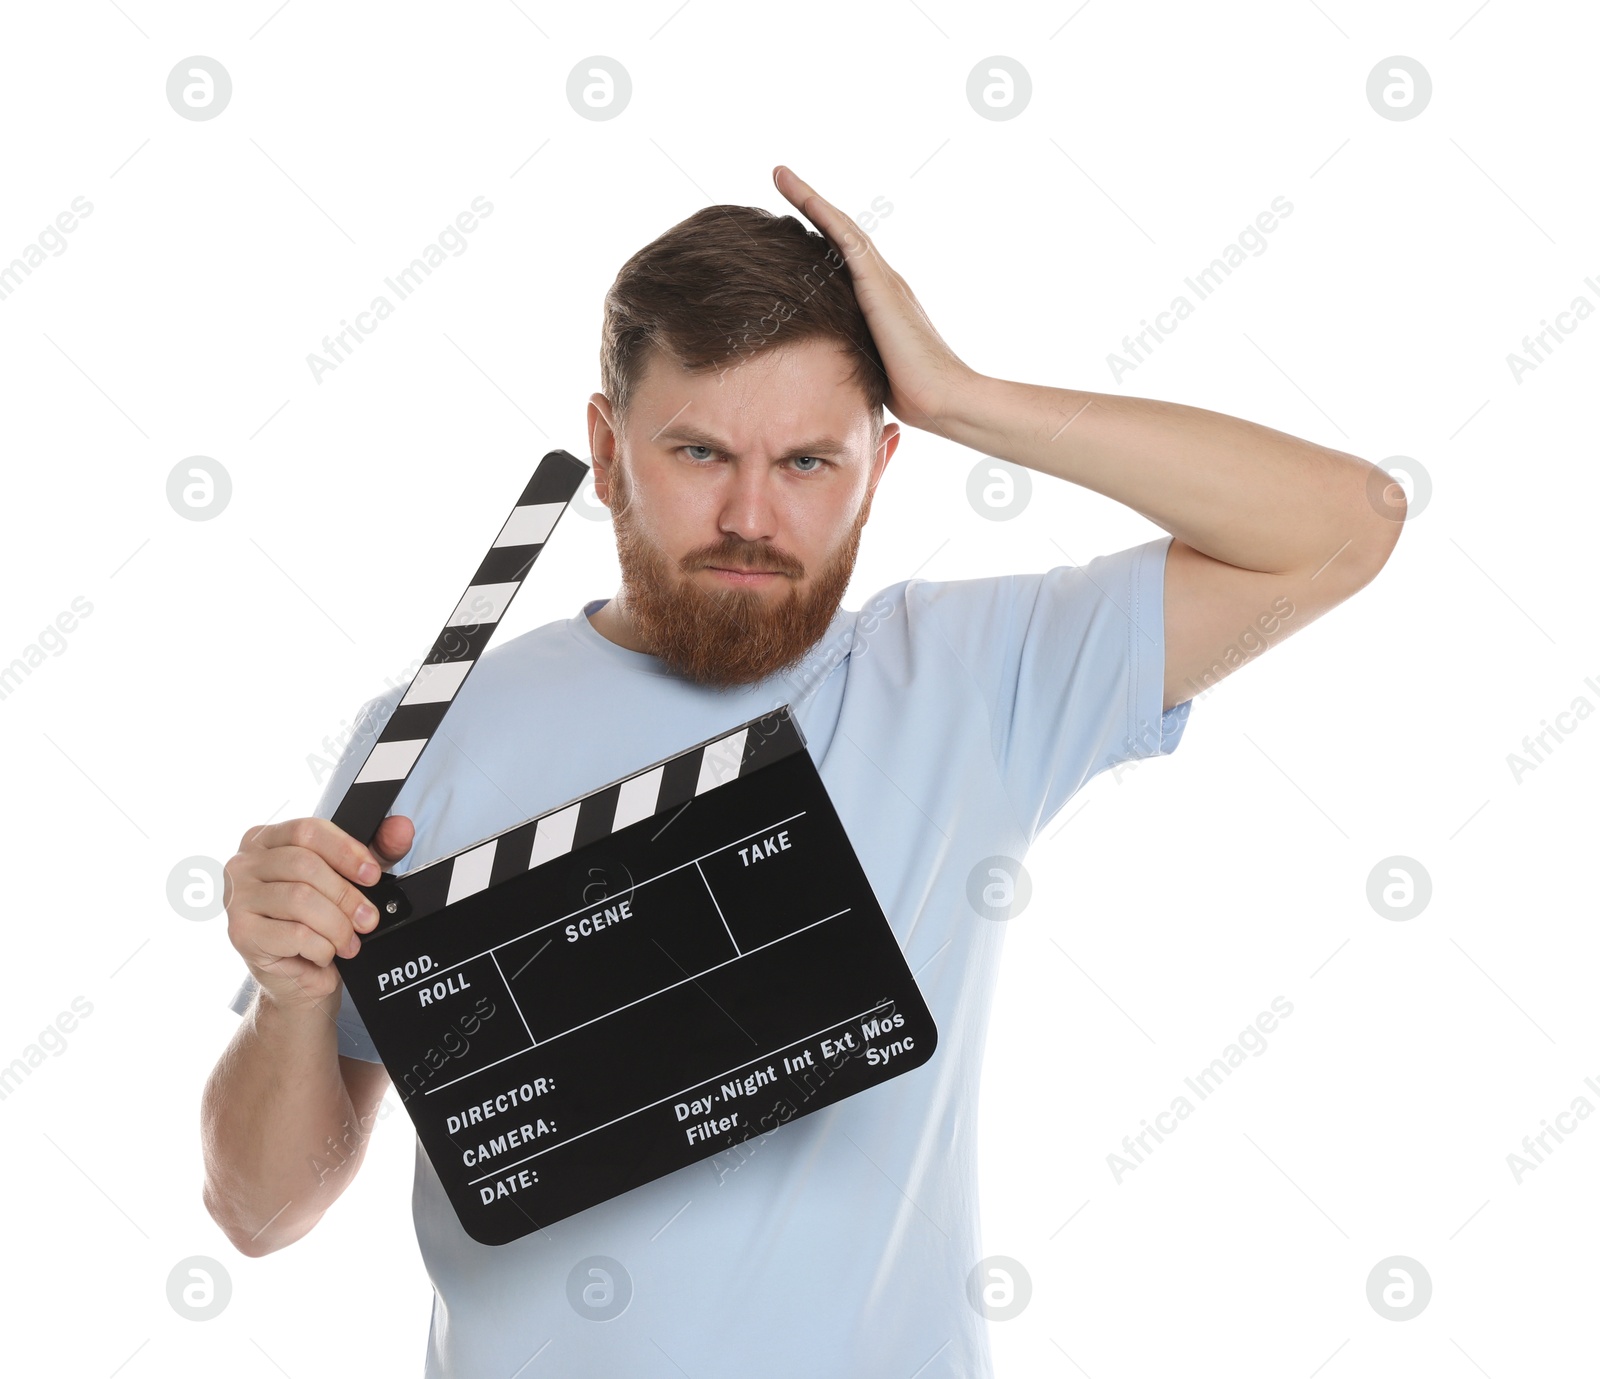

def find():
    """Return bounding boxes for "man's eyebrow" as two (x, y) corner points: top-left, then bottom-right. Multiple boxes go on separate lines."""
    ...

(653, 424), (850, 460)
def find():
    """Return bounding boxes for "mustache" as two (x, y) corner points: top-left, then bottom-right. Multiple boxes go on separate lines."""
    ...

(690, 546), (802, 577)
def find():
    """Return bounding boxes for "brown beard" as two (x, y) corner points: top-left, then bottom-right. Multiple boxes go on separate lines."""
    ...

(607, 458), (871, 690)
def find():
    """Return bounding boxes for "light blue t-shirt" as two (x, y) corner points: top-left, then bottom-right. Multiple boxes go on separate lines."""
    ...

(229, 535), (1190, 1377)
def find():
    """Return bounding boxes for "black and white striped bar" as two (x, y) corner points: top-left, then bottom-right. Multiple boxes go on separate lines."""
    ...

(331, 449), (590, 849)
(365, 706), (808, 935)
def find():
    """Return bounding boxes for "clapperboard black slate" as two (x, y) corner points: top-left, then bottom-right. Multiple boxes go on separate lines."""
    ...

(331, 450), (938, 1245)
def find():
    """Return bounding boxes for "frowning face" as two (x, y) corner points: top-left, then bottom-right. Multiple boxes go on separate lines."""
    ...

(586, 336), (898, 688)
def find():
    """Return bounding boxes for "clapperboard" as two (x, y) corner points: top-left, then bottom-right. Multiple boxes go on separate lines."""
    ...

(331, 449), (938, 1245)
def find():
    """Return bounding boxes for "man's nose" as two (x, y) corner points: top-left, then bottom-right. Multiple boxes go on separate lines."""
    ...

(716, 460), (781, 543)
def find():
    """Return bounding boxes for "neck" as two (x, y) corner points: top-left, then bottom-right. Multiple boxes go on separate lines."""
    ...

(587, 592), (654, 654)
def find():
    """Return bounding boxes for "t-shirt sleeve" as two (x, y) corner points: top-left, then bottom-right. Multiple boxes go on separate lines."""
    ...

(914, 534), (1191, 839)
(225, 691), (401, 1063)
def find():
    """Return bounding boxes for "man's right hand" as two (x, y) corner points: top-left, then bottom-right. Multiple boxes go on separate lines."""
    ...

(223, 814), (415, 1010)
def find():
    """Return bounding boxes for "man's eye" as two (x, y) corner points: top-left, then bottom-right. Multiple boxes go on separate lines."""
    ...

(678, 445), (826, 472)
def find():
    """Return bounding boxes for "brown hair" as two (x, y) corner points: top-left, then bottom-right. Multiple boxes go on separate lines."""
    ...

(599, 204), (887, 436)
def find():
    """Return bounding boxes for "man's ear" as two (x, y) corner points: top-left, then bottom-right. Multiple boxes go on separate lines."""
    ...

(869, 420), (900, 499)
(588, 393), (618, 505)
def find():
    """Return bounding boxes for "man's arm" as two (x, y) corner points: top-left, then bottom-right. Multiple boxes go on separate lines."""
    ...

(202, 991), (391, 1256)
(203, 812), (412, 1255)
(939, 382), (1406, 710)
(770, 164), (1407, 711)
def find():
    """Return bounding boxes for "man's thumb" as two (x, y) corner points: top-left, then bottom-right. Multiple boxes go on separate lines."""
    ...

(370, 814), (415, 868)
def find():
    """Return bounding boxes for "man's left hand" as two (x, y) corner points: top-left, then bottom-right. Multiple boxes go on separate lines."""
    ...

(773, 165), (978, 436)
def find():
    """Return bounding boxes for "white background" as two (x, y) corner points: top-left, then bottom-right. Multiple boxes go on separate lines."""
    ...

(0, 1), (1593, 1375)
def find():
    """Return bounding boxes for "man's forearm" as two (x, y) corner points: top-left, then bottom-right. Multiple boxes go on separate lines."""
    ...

(200, 991), (367, 1256)
(942, 374), (1392, 577)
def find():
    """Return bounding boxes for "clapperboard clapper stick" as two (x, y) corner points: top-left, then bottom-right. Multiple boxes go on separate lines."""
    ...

(330, 448), (938, 1245)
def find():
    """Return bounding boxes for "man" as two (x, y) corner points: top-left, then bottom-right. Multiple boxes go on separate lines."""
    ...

(204, 165), (1404, 1376)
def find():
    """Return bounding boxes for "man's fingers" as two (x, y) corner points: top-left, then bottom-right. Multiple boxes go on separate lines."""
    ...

(244, 815), (384, 887)
(251, 915), (338, 968)
(259, 842), (374, 917)
(773, 165), (874, 265)
(252, 876), (364, 958)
